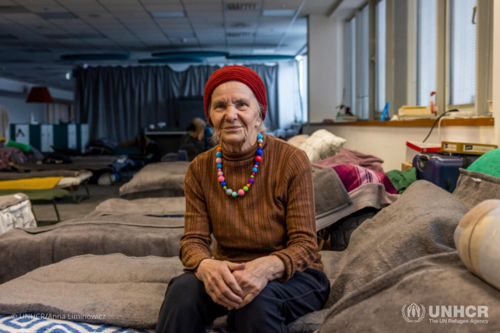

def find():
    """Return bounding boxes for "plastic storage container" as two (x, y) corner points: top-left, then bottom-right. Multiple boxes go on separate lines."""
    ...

(413, 153), (479, 192)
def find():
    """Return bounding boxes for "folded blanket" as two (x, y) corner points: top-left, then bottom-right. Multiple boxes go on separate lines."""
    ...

(313, 167), (351, 221)
(333, 164), (397, 194)
(0, 177), (63, 190)
(0, 216), (184, 283)
(0, 254), (184, 329)
(89, 197), (186, 217)
(385, 167), (417, 194)
(453, 169), (500, 209)
(119, 162), (189, 199)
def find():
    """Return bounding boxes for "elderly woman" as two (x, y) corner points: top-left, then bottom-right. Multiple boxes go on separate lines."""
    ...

(156, 66), (329, 333)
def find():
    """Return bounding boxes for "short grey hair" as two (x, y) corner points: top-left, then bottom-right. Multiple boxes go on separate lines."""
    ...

(209, 103), (267, 146)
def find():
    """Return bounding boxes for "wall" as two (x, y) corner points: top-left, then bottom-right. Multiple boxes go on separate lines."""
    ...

(0, 95), (45, 125)
(308, 15), (344, 123)
(494, 0), (500, 144)
(0, 76), (74, 139)
(304, 124), (495, 171)
(278, 60), (299, 129)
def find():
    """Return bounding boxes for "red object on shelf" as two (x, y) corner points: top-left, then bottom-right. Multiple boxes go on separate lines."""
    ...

(406, 141), (441, 153)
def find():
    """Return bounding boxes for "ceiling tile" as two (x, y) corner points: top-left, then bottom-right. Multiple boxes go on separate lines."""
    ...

(144, 4), (184, 11)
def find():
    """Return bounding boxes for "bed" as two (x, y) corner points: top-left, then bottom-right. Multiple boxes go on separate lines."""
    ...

(0, 170), (93, 204)
(1, 181), (500, 332)
(119, 162), (190, 199)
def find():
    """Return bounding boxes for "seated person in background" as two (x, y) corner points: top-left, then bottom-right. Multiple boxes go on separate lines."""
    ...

(179, 118), (207, 161)
(156, 65), (329, 333)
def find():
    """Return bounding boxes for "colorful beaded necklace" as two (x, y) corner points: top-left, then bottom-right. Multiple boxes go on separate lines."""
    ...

(216, 133), (264, 197)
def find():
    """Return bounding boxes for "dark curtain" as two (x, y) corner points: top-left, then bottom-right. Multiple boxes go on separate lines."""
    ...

(75, 64), (279, 141)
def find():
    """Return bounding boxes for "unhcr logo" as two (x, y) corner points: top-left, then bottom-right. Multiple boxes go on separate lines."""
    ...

(402, 303), (426, 323)
(402, 304), (489, 325)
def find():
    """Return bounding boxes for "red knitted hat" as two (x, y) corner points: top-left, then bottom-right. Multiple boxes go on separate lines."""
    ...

(203, 65), (267, 126)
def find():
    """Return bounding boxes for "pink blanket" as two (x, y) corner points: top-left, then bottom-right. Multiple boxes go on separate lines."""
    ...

(333, 164), (397, 194)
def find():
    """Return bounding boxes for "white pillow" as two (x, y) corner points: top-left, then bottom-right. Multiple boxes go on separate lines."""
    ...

(299, 129), (346, 162)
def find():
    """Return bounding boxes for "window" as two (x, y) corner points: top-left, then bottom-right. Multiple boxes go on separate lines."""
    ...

(356, 5), (370, 119)
(297, 56), (308, 122)
(375, 0), (386, 112)
(416, 0), (436, 106)
(343, 18), (356, 115)
(448, 0), (476, 105)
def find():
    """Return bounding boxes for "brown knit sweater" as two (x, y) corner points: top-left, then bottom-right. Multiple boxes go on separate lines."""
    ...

(180, 134), (323, 281)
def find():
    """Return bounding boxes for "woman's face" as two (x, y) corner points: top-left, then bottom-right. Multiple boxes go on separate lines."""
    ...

(209, 81), (262, 150)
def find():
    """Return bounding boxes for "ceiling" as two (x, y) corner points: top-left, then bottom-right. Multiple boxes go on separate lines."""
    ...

(0, 0), (339, 91)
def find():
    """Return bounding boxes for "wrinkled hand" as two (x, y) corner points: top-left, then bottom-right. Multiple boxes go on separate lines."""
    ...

(232, 256), (283, 308)
(195, 259), (246, 309)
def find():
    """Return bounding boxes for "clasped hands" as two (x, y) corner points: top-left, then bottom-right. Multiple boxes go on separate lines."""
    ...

(195, 256), (283, 310)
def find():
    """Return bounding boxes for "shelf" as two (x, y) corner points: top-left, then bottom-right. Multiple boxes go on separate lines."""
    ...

(307, 117), (494, 127)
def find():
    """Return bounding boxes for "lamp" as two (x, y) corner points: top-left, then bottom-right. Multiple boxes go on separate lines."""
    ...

(26, 87), (54, 123)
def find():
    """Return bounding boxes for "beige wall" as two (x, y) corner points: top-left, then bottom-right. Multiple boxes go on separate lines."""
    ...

(308, 15), (343, 123)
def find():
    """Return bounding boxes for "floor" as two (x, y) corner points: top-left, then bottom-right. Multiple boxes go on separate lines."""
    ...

(32, 183), (122, 222)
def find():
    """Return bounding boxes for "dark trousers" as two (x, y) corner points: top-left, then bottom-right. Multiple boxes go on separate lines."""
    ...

(155, 268), (330, 333)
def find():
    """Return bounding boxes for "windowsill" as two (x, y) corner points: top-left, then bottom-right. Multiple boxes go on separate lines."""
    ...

(307, 117), (494, 127)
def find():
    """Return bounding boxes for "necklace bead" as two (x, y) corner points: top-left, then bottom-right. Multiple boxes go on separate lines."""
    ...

(216, 135), (263, 198)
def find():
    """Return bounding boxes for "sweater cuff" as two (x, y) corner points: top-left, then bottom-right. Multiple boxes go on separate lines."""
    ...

(270, 252), (293, 282)
(181, 253), (212, 273)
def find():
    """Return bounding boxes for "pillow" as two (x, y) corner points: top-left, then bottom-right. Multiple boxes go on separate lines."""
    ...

(287, 134), (309, 147)
(453, 168), (500, 209)
(299, 129), (346, 162)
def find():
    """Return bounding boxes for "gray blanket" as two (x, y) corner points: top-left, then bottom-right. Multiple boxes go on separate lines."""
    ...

(0, 254), (184, 329)
(88, 197), (186, 217)
(312, 167), (351, 218)
(290, 180), (500, 332)
(119, 162), (189, 199)
(0, 215), (184, 284)
(454, 168), (500, 209)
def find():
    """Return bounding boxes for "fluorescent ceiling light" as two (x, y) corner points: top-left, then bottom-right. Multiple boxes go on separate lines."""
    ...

(262, 10), (295, 17)
(252, 49), (275, 55)
(150, 11), (185, 18)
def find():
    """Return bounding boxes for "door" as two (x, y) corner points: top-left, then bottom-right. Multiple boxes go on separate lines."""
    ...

(41, 125), (54, 152)
(67, 124), (77, 150)
(80, 124), (89, 153)
(14, 124), (29, 145)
